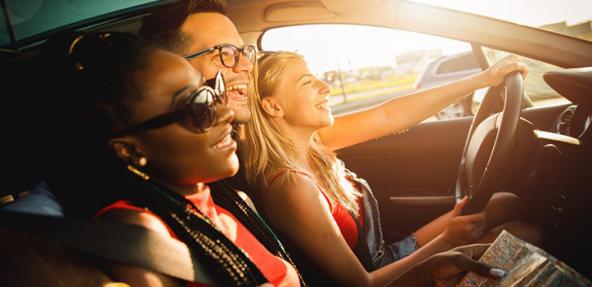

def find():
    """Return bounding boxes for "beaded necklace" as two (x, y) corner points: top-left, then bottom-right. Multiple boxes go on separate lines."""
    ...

(211, 180), (307, 286)
(126, 165), (267, 286)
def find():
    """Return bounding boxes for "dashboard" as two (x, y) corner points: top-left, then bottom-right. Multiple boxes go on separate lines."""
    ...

(544, 68), (592, 141)
(554, 103), (592, 138)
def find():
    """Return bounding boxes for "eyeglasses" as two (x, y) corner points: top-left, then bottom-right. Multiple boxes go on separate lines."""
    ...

(184, 44), (257, 68)
(112, 71), (227, 137)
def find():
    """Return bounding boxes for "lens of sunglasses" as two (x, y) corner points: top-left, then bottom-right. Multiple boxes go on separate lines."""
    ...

(204, 71), (227, 104)
(185, 87), (217, 132)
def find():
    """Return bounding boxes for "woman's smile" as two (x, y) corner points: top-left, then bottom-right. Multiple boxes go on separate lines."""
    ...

(211, 126), (237, 153)
(315, 99), (331, 112)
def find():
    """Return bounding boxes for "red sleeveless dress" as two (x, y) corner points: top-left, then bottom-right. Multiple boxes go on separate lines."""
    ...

(95, 186), (300, 287)
(264, 170), (364, 250)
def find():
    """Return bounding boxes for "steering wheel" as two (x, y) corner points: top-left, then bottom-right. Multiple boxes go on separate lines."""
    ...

(455, 72), (524, 215)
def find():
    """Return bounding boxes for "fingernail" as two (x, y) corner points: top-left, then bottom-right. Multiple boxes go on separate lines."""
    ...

(489, 268), (506, 278)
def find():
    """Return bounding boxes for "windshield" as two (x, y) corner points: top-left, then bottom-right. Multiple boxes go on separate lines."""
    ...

(262, 25), (478, 119)
(410, 0), (592, 42)
(0, 0), (159, 47)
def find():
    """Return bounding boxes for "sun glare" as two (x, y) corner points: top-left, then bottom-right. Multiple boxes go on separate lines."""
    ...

(262, 0), (591, 74)
(264, 25), (470, 73)
(410, 0), (592, 27)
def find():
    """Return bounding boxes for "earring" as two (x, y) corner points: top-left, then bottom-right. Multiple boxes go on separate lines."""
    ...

(127, 150), (149, 180)
(126, 147), (147, 168)
(136, 156), (147, 167)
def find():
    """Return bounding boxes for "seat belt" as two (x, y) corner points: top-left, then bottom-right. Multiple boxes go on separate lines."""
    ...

(0, 211), (214, 285)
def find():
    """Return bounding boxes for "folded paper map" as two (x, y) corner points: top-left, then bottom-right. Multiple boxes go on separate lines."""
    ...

(457, 230), (591, 286)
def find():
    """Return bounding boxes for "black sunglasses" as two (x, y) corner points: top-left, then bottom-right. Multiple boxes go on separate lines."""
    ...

(184, 43), (256, 68)
(112, 71), (227, 137)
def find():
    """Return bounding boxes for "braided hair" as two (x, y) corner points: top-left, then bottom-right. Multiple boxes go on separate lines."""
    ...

(43, 31), (267, 286)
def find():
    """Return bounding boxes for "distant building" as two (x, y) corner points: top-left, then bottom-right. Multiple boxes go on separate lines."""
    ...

(540, 21), (592, 41)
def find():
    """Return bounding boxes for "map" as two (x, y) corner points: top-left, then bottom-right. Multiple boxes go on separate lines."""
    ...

(457, 230), (591, 286)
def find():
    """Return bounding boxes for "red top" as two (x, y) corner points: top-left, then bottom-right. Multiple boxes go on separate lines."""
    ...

(95, 186), (299, 287)
(265, 170), (364, 250)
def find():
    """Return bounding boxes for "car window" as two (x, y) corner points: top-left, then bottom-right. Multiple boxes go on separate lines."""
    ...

(482, 47), (571, 108)
(0, 6), (7, 46)
(261, 24), (475, 120)
(436, 52), (480, 74)
(0, 0), (158, 46)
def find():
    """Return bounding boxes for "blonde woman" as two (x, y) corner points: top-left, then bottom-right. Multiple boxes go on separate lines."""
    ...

(241, 51), (535, 286)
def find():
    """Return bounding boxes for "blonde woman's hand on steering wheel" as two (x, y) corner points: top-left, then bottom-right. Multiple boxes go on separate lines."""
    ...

(477, 54), (528, 88)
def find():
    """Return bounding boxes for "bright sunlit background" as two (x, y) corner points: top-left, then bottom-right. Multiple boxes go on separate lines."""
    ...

(263, 0), (592, 73)
(261, 0), (591, 116)
(264, 25), (470, 73)
(411, 0), (592, 27)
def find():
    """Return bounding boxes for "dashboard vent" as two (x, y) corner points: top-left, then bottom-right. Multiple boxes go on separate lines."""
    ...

(557, 105), (576, 135)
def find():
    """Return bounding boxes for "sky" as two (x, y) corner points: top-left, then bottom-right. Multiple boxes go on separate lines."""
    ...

(262, 0), (592, 73)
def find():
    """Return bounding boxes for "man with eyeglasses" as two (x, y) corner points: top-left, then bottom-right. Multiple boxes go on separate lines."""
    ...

(140, 0), (256, 124)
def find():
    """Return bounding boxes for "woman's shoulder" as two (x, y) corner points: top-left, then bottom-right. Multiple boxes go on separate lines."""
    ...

(271, 169), (316, 188)
(266, 168), (315, 189)
(266, 168), (317, 192)
(263, 169), (327, 211)
(95, 201), (173, 237)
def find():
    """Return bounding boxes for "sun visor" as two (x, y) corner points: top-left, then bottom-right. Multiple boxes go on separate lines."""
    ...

(264, 2), (335, 22)
(320, 0), (385, 13)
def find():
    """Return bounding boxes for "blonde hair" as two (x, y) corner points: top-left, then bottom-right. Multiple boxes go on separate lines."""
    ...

(241, 51), (361, 215)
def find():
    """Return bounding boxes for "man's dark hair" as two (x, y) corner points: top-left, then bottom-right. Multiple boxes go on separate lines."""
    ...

(139, 0), (227, 54)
